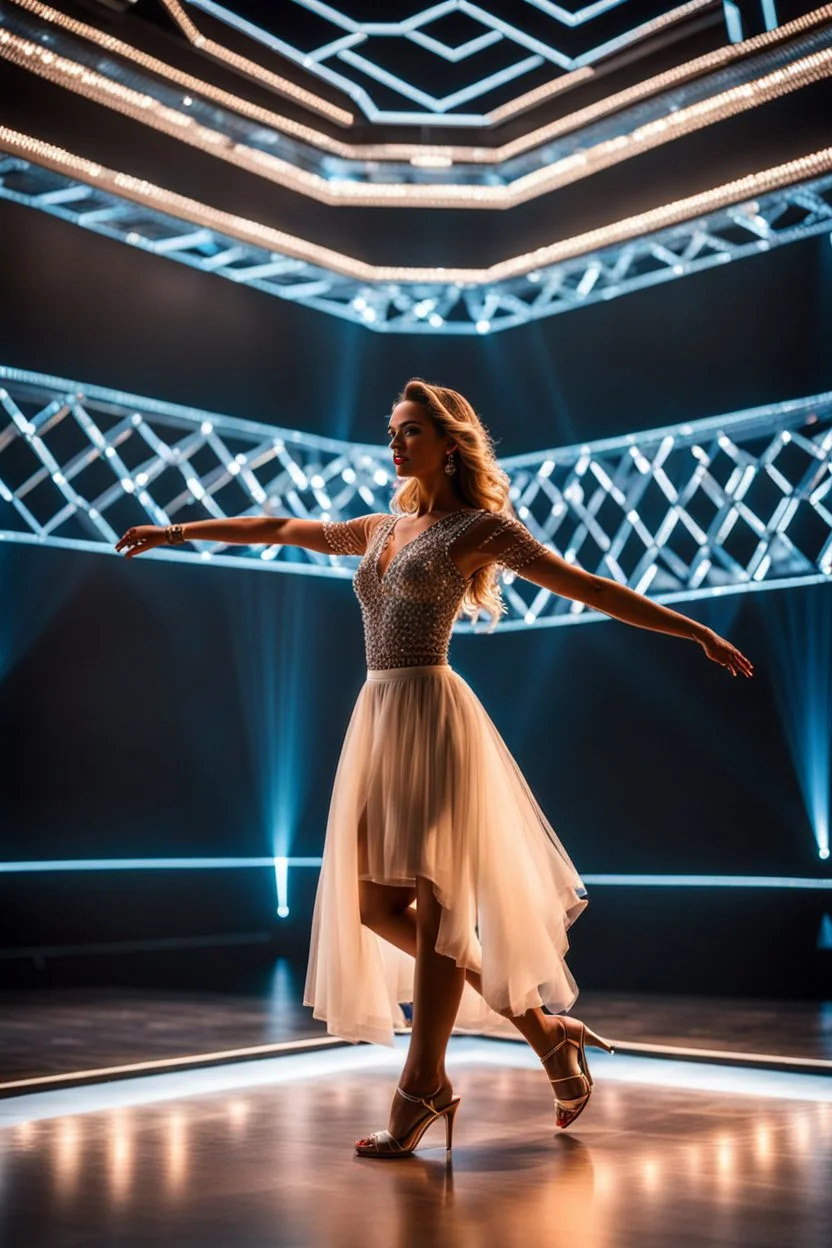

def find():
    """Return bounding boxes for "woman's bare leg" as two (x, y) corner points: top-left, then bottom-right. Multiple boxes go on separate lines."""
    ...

(358, 879), (583, 1122)
(385, 875), (464, 1139)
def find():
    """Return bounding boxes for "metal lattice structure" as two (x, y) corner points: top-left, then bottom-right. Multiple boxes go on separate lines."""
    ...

(5, 0), (829, 193)
(1, 136), (830, 334)
(2, 368), (830, 631)
(169, 0), (721, 126)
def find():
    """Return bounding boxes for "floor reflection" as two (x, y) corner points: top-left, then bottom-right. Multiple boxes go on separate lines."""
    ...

(1, 1043), (831, 1247)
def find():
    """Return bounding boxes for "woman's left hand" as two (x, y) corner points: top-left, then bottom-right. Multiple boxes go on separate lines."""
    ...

(698, 628), (754, 678)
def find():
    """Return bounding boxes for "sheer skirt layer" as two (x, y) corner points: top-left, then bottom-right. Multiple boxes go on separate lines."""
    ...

(303, 665), (588, 1047)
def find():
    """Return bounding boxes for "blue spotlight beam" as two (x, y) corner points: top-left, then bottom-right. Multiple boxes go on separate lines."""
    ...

(762, 588), (832, 860)
(1, 136), (831, 333)
(1, 368), (831, 629)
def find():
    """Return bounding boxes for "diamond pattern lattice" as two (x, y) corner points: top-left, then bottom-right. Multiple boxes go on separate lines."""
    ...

(1, 369), (830, 631)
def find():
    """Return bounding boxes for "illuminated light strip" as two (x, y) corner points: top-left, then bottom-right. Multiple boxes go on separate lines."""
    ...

(8, 1), (832, 166)
(151, 0), (353, 125)
(0, 1035), (347, 1094)
(1, 1039), (827, 1099)
(607, 1041), (832, 1070)
(6, 0), (359, 153)
(580, 874), (832, 888)
(0, 858), (324, 871)
(4, 25), (831, 210)
(1, 860), (829, 889)
(172, 0), (717, 125)
(519, 0), (632, 27)
(4, 1046), (832, 1129)
(2, 124), (831, 282)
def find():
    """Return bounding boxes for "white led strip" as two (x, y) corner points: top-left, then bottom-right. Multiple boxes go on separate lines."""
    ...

(3, 20), (830, 209)
(165, 0), (716, 126)
(2, 124), (831, 282)
(8, 0), (831, 166)
(148, 0), (355, 123)
(151, 0), (352, 124)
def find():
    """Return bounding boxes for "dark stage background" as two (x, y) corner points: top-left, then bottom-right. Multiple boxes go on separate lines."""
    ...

(1, 9), (831, 1003)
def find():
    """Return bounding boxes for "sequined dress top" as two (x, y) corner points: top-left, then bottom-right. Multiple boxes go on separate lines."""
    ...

(322, 508), (550, 670)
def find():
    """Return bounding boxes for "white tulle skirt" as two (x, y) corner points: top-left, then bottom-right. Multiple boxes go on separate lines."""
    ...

(303, 663), (588, 1047)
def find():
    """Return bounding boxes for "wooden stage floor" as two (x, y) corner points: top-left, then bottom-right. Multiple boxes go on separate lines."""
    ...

(1, 1038), (830, 1248)
(1, 958), (831, 1088)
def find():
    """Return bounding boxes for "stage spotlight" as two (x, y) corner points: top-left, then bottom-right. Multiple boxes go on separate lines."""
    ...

(274, 857), (289, 918)
(763, 589), (831, 862)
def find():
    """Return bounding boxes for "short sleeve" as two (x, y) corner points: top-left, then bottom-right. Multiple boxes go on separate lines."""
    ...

(473, 513), (550, 575)
(322, 513), (385, 557)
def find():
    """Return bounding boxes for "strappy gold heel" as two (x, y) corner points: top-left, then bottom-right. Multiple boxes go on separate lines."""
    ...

(355, 1085), (461, 1159)
(540, 1018), (615, 1130)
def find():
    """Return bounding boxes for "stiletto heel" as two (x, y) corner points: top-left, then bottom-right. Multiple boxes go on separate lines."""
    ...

(445, 1099), (459, 1151)
(355, 1085), (462, 1159)
(583, 1026), (615, 1055)
(540, 1018), (615, 1130)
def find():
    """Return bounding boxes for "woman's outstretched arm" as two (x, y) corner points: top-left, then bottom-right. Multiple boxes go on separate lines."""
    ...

(526, 551), (754, 678)
(114, 514), (378, 559)
(458, 515), (754, 679)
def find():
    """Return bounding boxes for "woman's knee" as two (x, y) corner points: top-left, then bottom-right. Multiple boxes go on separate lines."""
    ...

(358, 881), (415, 930)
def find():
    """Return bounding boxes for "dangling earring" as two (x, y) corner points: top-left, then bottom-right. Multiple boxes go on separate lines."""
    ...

(445, 450), (457, 476)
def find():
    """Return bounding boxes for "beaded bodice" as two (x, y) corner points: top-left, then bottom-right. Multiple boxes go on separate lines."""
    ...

(323, 508), (550, 671)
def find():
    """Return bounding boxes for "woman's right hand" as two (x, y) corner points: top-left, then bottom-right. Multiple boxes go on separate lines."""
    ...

(115, 525), (167, 559)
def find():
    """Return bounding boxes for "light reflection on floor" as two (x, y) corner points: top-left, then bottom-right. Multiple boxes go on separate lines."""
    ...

(1, 1039), (830, 1247)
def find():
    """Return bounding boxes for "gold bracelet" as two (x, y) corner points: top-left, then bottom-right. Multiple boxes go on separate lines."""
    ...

(166, 523), (186, 545)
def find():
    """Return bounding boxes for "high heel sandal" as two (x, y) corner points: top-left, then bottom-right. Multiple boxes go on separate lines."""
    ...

(355, 1085), (461, 1159)
(540, 1018), (615, 1130)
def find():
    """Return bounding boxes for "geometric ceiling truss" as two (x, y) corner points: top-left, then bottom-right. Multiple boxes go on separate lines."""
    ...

(164, 0), (722, 126)
(1, 367), (829, 631)
(3, 4), (831, 208)
(1, 130), (830, 333)
(6, 1), (830, 174)
(3, 2), (828, 203)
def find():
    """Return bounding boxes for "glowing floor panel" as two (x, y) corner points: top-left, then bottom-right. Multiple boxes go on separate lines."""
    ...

(1, 1039), (830, 1247)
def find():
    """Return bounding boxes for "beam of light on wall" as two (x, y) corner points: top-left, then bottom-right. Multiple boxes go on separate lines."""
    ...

(0, 545), (87, 685)
(1, 861), (831, 890)
(227, 576), (313, 914)
(760, 586), (832, 860)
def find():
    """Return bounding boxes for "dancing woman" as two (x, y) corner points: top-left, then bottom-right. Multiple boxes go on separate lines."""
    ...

(116, 379), (753, 1157)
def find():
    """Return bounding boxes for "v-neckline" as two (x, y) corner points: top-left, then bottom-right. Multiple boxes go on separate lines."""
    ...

(375, 510), (478, 586)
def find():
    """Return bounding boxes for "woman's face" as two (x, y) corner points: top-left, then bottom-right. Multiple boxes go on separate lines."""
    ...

(386, 401), (453, 479)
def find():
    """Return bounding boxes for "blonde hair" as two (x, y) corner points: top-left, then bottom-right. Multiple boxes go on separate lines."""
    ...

(390, 378), (514, 629)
